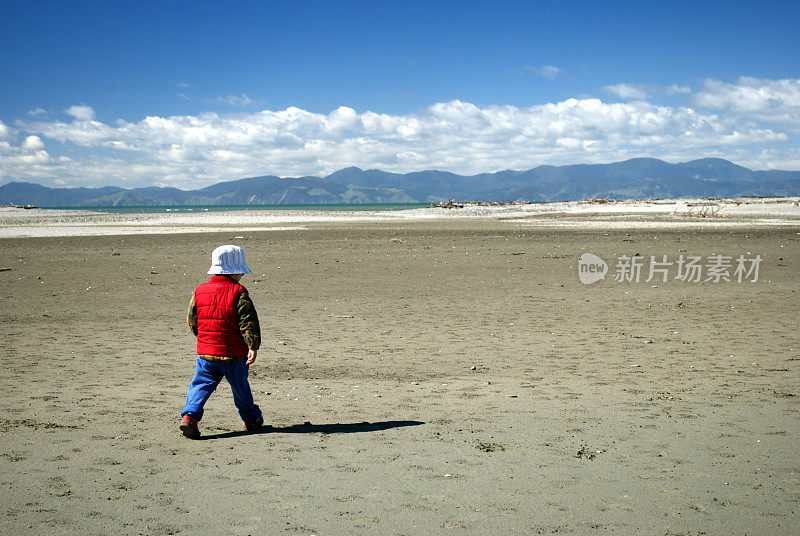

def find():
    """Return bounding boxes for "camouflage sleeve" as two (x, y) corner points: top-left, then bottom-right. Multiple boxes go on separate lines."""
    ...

(237, 292), (261, 350)
(187, 294), (198, 336)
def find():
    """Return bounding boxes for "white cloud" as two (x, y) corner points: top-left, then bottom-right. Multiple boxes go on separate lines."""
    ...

(692, 76), (800, 124)
(603, 83), (649, 100)
(217, 93), (253, 106)
(65, 105), (95, 121)
(522, 65), (562, 79)
(21, 135), (44, 150)
(4, 77), (800, 186)
(539, 65), (562, 79)
(27, 108), (47, 116)
(604, 83), (693, 100)
(664, 84), (691, 95)
(0, 134), (52, 182)
(739, 147), (800, 171)
(28, 116), (116, 146)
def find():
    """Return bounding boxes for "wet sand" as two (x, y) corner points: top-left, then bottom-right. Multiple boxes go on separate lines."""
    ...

(1, 215), (799, 535)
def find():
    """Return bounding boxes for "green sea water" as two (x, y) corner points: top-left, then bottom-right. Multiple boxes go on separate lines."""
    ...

(42, 203), (427, 214)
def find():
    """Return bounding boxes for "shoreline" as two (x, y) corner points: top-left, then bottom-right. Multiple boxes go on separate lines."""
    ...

(1, 196), (799, 238)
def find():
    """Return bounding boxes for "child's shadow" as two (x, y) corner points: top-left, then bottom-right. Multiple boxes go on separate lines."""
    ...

(197, 420), (424, 440)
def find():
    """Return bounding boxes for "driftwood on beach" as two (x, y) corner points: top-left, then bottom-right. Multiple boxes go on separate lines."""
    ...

(428, 200), (532, 209)
(1, 204), (39, 209)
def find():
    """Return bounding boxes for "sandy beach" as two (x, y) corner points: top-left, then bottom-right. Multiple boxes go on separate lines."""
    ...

(1, 200), (799, 535)
(1, 197), (799, 238)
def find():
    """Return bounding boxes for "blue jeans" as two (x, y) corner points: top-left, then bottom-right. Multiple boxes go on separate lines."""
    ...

(181, 357), (262, 422)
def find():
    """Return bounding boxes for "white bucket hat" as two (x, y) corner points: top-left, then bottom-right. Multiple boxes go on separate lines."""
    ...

(208, 244), (252, 275)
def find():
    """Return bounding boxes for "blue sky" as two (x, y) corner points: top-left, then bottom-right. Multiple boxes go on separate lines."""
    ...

(1, 1), (799, 187)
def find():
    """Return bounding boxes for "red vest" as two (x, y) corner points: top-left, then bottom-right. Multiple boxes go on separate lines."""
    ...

(194, 275), (249, 358)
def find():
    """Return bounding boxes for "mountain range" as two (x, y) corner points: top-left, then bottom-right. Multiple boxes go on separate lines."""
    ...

(1, 158), (799, 207)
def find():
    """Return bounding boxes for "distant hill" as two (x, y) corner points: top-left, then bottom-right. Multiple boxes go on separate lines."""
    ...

(2, 158), (799, 206)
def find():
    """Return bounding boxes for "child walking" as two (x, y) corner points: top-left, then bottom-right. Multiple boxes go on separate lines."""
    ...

(179, 245), (263, 438)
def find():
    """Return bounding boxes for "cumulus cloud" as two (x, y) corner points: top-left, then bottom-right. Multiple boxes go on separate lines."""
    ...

(27, 108), (47, 116)
(692, 76), (800, 124)
(740, 147), (800, 171)
(65, 105), (95, 121)
(21, 135), (44, 150)
(3, 77), (799, 186)
(0, 132), (52, 182)
(27, 115), (116, 147)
